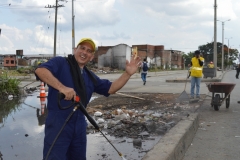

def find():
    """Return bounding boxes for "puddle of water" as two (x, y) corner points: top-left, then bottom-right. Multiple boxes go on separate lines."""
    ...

(0, 93), (44, 160)
(0, 92), (161, 160)
(87, 133), (161, 160)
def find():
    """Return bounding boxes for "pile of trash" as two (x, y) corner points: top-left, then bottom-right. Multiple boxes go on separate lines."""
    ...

(86, 107), (178, 138)
(89, 67), (120, 74)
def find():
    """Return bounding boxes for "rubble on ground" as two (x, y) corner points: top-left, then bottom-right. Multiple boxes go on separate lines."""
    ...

(88, 66), (121, 74)
(87, 93), (199, 138)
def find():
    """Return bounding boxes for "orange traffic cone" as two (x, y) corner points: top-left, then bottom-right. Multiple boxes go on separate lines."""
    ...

(40, 97), (46, 114)
(40, 82), (46, 98)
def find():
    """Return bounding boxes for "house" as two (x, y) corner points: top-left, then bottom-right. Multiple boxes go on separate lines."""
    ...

(1, 52), (55, 69)
(162, 50), (185, 69)
(97, 43), (184, 70)
(132, 44), (164, 68)
(97, 44), (132, 70)
(3, 54), (17, 69)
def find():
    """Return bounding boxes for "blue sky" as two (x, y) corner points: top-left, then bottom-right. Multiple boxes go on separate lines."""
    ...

(1, 0), (240, 56)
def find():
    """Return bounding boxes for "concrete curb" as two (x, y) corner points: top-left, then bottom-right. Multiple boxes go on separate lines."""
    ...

(165, 70), (227, 83)
(166, 78), (221, 83)
(142, 113), (199, 160)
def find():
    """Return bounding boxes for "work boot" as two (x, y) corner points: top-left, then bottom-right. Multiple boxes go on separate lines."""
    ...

(143, 81), (146, 85)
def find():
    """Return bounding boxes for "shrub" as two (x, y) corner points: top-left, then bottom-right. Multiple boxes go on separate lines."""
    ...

(0, 71), (21, 98)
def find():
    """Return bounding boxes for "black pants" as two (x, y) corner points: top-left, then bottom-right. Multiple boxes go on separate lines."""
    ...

(236, 68), (240, 79)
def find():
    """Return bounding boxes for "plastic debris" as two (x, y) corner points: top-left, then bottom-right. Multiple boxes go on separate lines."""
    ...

(94, 111), (103, 117)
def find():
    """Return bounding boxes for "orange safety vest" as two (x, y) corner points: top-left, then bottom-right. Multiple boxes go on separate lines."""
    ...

(190, 57), (204, 77)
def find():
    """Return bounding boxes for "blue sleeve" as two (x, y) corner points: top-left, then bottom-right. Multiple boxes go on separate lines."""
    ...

(35, 57), (65, 80)
(94, 74), (112, 97)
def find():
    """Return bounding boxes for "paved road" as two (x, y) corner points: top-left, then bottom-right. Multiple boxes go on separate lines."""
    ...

(19, 70), (223, 95)
(183, 70), (240, 160)
(97, 70), (223, 94)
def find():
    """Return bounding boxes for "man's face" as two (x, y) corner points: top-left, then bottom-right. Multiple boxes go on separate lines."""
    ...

(74, 42), (94, 68)
(195, 54), (200, 58)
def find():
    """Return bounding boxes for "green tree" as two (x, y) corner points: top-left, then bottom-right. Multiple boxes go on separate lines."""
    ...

(228, 48), (239, 66)
(182, 52), (194, 68)
(198, 42), (238, 69)
(198, 42), (222, 67)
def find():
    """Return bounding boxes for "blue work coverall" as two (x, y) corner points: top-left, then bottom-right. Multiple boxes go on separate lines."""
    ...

(37, 56), (111, 160)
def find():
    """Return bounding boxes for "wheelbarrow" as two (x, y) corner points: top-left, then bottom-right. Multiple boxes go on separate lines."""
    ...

(206, 82), (236, 111)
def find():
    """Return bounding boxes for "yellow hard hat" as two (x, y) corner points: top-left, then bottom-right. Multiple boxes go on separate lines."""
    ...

(77, 38), (96, 52)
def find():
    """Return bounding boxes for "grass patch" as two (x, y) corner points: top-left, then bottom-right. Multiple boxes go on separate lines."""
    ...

(0, 71), (21, 98)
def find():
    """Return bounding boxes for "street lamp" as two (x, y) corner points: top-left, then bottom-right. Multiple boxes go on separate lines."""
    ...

(217, 19), (230, 72)
(225, 37), (232, 69)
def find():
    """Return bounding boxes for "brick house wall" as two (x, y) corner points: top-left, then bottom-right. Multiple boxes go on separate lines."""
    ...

(4, 55), (16, 67)
(94, 46), (112, 64)
(95, 44), (183, 70)
(132, 44), (164, 68)
(132, 44), (155, 59)
(162, 50), (184, 69)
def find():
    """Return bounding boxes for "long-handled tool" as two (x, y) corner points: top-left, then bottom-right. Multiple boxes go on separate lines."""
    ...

(176, 68), (190, 102)
(44, 93), (126, 160)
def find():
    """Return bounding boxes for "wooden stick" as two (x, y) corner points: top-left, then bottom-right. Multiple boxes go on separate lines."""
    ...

(116, 92), (145, 100)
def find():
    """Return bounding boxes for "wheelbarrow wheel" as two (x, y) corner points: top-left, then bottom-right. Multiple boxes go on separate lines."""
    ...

(214, 94), (220, 111)
(226, 94), (230, 108)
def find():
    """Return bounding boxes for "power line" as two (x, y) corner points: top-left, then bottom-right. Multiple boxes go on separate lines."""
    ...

(0, 3), (11, 6)
(75, 0), (107, 2)
(45, 0), (65, 57)
(0, 5), (45, 9)
(35, 9), (54, 55)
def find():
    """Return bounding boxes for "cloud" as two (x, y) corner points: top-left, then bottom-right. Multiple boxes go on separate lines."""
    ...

(73, 0), (120, 29)
(1, 0), (240, 55)
(98, 31), (130, 40)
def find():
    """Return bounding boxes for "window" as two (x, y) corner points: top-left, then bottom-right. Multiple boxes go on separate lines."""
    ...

(173, 55), (178, 61)
(11, 60), (15, 64)
(6, 60), (9, 64)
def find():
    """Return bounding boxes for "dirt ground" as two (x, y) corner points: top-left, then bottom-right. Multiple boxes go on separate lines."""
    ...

(86, 92), (200, 138)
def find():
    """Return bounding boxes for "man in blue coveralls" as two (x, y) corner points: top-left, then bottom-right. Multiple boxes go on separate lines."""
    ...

(35, 38), (142, 160)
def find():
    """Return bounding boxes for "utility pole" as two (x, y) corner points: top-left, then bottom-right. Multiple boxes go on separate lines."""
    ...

(45, 1), (64, 57)
(217, 19), (230, 73)
(72, 0), (75, 54)
(213, 0), (217, 76)
(225, 37), (232, 69)
(221, 22), (224, 73)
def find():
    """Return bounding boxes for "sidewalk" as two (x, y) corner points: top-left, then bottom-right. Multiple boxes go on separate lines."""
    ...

(139, 70), (226, 160)
(182, 70), (240, 160)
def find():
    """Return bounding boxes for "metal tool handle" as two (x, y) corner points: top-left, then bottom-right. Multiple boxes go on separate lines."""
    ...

(57, 93), (76, 110)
